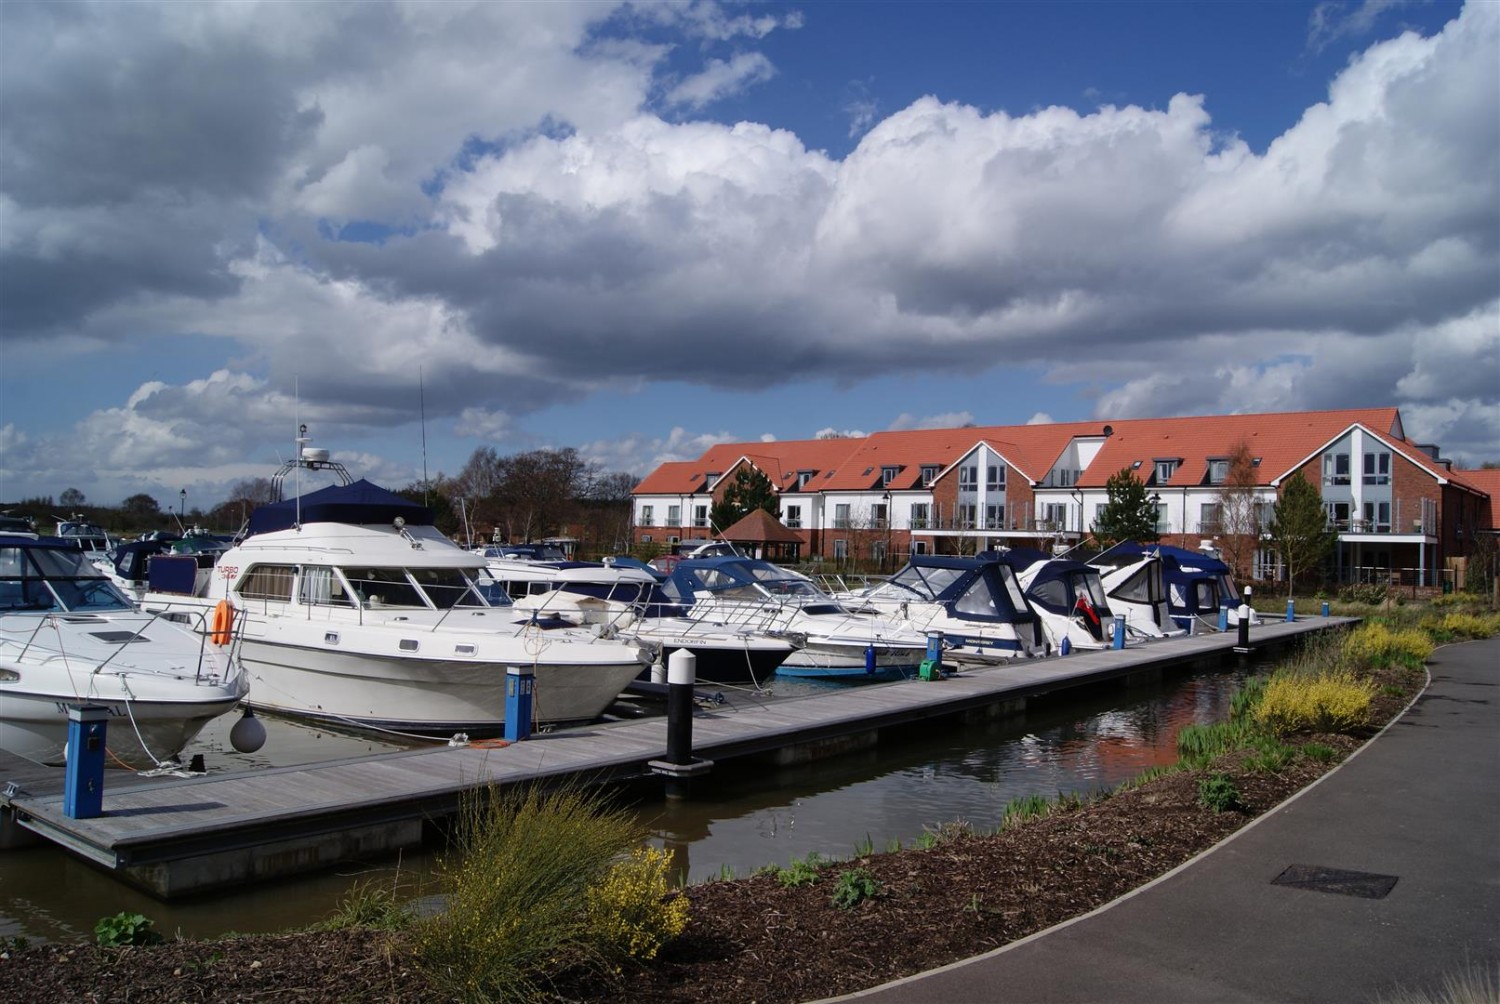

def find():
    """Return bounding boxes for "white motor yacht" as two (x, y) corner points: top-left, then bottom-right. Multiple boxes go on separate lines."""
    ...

(0, 534), (246, 767)
(137, 466), (649, 737)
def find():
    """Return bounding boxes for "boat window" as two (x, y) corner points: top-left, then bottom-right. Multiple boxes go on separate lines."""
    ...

(239, 564), (295, 602)
(953, 578), (999, 618)
(1073, 571), (1109, 609)
(343, 567), (427, 608)
(300, 566), (357, 608)
(1113, 567), (1154, 604)
(1029, 577), (1069, 613)
(410, 567), (489, 609)
(997, 566), (1030, 613)
(1193, 580), (1219, 612)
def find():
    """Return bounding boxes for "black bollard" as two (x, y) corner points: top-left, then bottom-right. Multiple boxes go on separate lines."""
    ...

(649, 649), (713, 799)
(1234, 586), (1254, 656)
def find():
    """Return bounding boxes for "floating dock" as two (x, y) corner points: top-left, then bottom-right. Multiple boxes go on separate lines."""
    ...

(0, 618), (1345, 897)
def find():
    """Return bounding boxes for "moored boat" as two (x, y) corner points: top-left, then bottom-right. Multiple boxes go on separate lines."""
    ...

(0, 534), (246, 767)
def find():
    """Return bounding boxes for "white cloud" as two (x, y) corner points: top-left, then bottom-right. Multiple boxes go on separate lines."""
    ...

(665, 53), (776, 110)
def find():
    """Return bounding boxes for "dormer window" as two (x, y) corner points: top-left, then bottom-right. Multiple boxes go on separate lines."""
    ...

(1153, 459), (1179, 484)
(1206, 458), (1229, 485)
(797, 470), (815, 489)
(920, 465), (940, 486)
(704, 471), (722, 487)
(881, 465), (900, 486)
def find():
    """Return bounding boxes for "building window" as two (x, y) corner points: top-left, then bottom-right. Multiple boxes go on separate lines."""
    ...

(1155, 503), (1169, 534)
(921, 465), (939, 486)
(833, 503), (851, 528)
(987, 465), (1005, 490)
(693, 505), (708, 528)
(985, 503), (1004, 529)
(833, 539), (848, 560)
(1363, 501), (1391, 532)
(1325, 501), (1352, 529)
(1363, 452), (1391, 485)
(798, 470), (815, 489)
(1207, 459), (1229, 485)
(958, 504), (977, 528)
(1153, 459), (1179, 484)
(881, 466), (899, 486)
(1057, 468), (1072, 487)
(785, 505), (802, 529)
(667, 535), (679, 545)
(911, 539), (928, 555)
(959, 466), (976, 487)
(1042, 503), (1068, 531)
(871, 540), (886, 564)
(1200, 503), (1221, 535)
(666, 505), (680, 526)
(640, 506), (654, 527)
(871, 502), (888, 528)
(640, 534), (652, 543)
(1323, 453), (1351, 487)
(911, 503), (929, 529)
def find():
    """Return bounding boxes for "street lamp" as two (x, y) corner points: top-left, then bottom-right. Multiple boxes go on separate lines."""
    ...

(179, 488), (187, 522)
(1149, 493), (1162, 538)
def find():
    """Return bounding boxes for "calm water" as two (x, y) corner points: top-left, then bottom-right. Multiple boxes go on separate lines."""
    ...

(0, 664), (1251, 945)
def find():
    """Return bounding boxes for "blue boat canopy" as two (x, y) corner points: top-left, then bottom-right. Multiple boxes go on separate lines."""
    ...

(876, 554), (1037, 625)
(247, 479), (433, 535)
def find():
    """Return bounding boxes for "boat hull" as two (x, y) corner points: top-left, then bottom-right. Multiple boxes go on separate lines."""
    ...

(0, 688), (245, 768)
(775, 641), (923, 682)
(236, 637), (644, 736)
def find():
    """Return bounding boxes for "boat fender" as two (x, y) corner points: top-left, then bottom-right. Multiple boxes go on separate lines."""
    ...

(210, 600), (235, 646)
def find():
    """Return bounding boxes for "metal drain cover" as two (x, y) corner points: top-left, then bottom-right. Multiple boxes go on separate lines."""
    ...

(1272, 864), (1398, 899)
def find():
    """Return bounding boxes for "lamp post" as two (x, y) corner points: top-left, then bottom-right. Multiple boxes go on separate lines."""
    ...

(179, 488), (187, 523)
(1150, 493), (1162, 540)
(882, 490), (892, 572)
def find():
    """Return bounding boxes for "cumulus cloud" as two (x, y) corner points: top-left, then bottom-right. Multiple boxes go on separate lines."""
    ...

(1, 1), (1496, 502)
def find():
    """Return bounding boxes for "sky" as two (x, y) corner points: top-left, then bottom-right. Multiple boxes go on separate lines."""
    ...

(1, 0), (1496, 512)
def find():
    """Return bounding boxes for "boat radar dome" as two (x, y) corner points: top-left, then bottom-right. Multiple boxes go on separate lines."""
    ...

(301, 447), (331, 464)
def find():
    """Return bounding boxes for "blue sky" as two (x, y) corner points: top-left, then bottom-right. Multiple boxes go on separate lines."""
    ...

(1, 0), (1495, 512)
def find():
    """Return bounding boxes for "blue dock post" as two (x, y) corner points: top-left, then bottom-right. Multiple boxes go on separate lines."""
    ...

(1217, 605), (1228, 632)
(1322, 600), (1330, 617)
(504, 665), (534, 742)
(650, 650), (713, 799)
(63, 705), (109, 819)
(1286, 599), (1296, 622)
(1111, 617), (1126, 650)
(919, 631), (944, 680)
(1058, 636), (1071, 656)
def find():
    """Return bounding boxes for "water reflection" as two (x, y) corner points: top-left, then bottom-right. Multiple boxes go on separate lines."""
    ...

(0, 665), (1251, 942)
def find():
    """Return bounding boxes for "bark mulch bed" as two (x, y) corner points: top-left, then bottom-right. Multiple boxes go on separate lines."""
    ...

(0, 681), (1412, 1004)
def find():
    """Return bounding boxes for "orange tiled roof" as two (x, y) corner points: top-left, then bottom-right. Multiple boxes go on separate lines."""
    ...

(1076, 408), (1405, 488)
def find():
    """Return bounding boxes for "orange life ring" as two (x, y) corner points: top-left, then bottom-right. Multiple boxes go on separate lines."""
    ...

(210, 600), (234, 646)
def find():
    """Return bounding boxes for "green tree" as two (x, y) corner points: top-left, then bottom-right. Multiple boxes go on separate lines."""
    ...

(1268, 471), (1335, 596)
(709, 465), (779, 534)
(1091, 468), (1159, 547)
(59, 487), (86, 507)
(120, 493), (162, 524)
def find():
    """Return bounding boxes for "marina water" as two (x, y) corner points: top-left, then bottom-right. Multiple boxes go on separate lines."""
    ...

(0, 663), (1252, 944)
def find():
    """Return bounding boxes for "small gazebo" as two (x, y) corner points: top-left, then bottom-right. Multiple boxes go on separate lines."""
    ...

(720, 508), (803, 561)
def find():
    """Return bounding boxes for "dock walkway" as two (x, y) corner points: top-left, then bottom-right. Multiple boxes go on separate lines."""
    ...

(1, 618), (1342, 897)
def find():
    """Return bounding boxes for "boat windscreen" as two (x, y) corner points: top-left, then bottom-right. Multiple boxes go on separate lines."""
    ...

(341, 567), (432, 609)
(1072, 570), (1109, 610)
(409, 567), (491, 609)
(1112, 564), (1163, 604)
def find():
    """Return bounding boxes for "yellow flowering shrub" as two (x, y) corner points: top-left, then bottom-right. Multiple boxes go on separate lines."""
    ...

(586, 845), (690, 961)
(1253, 668), (1376, 734)
(1441, 612), (1500, 639)
(1342, 622), (1433, 669)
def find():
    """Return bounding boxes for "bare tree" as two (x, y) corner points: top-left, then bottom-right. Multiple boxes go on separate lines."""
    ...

(1215, 441), (1261, 582)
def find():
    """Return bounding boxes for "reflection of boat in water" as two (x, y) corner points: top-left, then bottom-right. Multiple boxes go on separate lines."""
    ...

(838, 554), (1047, 664)
(135, 439), (649, 737)
(0, 534), (246, 767)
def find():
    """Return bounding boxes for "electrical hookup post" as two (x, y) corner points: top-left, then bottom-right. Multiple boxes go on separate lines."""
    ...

(649, 649), (713, 800)
(64, 705), (109, 819)
(1233, 586), (1256, 659)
